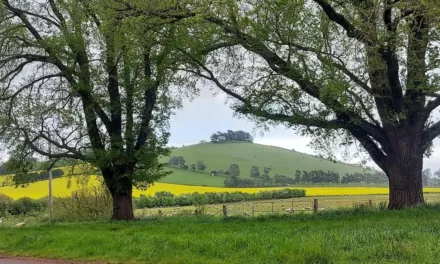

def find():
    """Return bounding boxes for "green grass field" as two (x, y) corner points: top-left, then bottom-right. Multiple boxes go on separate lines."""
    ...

(2, 205), (440, 263)
(160, 143), (369, 186)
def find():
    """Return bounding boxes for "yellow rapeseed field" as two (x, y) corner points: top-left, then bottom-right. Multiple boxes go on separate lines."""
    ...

(1, 175), (440, 199)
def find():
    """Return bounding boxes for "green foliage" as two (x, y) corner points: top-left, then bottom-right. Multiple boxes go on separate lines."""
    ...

(250, 166), (260, 178)
(196, 160), (206, 171)
(0, 0), (194, 219)
(134, 188), (306, 208)
(228, 164), (240, 178)
(210, 130), (253, 143)
(168, 156), (186, 168)
(0, 194), (12, 217)
(7, 197), (46, 216)
(9, 169), (65, 187)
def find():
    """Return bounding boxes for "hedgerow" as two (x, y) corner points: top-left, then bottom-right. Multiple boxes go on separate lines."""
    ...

(134, 188), (306, 208)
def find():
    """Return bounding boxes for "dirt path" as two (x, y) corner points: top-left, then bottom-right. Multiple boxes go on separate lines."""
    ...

(0, 257), (105, 264)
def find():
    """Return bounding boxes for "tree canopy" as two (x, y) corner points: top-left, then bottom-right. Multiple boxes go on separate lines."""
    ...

(0, 0), (196, 220)
(210, 130), (253, 143)
(139, 0), (440, 209)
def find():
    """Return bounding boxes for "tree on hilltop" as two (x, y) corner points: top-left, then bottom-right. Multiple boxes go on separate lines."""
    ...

(210, 130), (253, 143)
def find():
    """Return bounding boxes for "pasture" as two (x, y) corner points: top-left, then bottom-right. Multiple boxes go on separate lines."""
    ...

(163, 143), (369, 185)
(2, 205), (440, 263)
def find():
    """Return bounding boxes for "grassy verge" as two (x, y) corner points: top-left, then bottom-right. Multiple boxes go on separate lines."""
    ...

(2, 205), (440, 263)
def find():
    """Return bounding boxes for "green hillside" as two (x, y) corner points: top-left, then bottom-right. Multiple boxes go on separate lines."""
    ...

(160, 143), (369, 187)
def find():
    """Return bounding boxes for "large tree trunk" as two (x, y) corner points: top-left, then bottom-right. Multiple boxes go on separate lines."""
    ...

(110, 189), (134, 220)
(386, 130), (425, 209)
(102, 168), (135, 220)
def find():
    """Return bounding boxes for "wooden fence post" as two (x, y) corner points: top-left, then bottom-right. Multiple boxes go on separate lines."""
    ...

(271, 202), (274, 214)
(222, 204), (228, 218)
(313, 199), (318, 213)
(369, 199), (373, 207)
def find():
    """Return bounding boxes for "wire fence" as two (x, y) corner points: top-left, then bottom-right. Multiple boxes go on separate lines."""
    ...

(134, 194), (440, 218)
(134, 198), (391, 218)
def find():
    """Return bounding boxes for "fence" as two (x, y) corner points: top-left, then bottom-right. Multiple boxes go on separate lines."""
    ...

(135, 198), (380, 218)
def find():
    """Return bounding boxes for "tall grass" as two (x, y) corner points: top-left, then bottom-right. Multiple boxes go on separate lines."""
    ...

(53, 186), (112, 221)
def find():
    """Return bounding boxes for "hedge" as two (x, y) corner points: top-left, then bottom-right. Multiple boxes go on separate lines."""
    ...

(134, 188), (306, 209)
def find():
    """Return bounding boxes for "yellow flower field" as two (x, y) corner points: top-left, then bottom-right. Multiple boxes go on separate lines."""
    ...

(1, 175), (440, 199)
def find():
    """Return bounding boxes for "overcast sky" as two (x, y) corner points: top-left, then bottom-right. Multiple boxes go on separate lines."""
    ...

(167, 88), (440, 172)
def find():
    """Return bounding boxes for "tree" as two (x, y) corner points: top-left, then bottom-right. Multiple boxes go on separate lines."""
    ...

(190, 164), (196, 172)
(295, 170), (302, 183)
(422, 169), (432, 187)
(250, 166), (260, 178)
(162, 0), (440, 209)
(225, 163), (240, 187)
(210, 130), (253, 143)
(168, 156), (186, 168)
(0, 0), (194, 219)
(228, 164), (240, 178)
(263, 167), (272, 177)
(196, 160), (206, 171)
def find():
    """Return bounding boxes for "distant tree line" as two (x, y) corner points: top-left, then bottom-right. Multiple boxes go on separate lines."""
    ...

(0, 158), (83, 176)
(1, 169), (64, 187)
(210, 130), (253, 143)
(224, 164), (390, 187)
(167, 156), (440, 187)
(421, 169), (440, 187)
(168, 156), (207, 172)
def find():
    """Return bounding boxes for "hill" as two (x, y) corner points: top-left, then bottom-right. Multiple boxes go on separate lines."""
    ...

(159, 142), (370, 187)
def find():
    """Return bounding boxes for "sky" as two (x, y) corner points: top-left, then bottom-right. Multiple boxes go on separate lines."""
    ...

(167, 88), (440, 172)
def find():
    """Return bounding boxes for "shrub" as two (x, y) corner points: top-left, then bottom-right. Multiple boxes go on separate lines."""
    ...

(133, 188), (306, 209)
(8, 197), (45, 215)
(0, 194), (12, 217)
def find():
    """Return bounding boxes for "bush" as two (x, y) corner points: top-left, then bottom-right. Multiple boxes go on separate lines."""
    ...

(8, 197), (45, 215)
(134, 188), (306, 209)
(0, 194), (12, 217)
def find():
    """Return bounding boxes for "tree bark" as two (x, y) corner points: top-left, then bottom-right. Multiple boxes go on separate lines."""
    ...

(110, 189), (134, 220)
(386, 130), (425, 209)
(102, 168), (135, 220)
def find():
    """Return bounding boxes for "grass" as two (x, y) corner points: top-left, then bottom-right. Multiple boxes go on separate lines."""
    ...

(160, 168), (226, 186)
(2, 205), (440, 263)
(160, 142), (370, 186)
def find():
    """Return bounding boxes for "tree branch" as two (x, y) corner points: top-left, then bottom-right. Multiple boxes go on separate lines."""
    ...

(422, 120), (440, 151)
(312, 0), (371, 45)
(134, 47), (159, 151)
